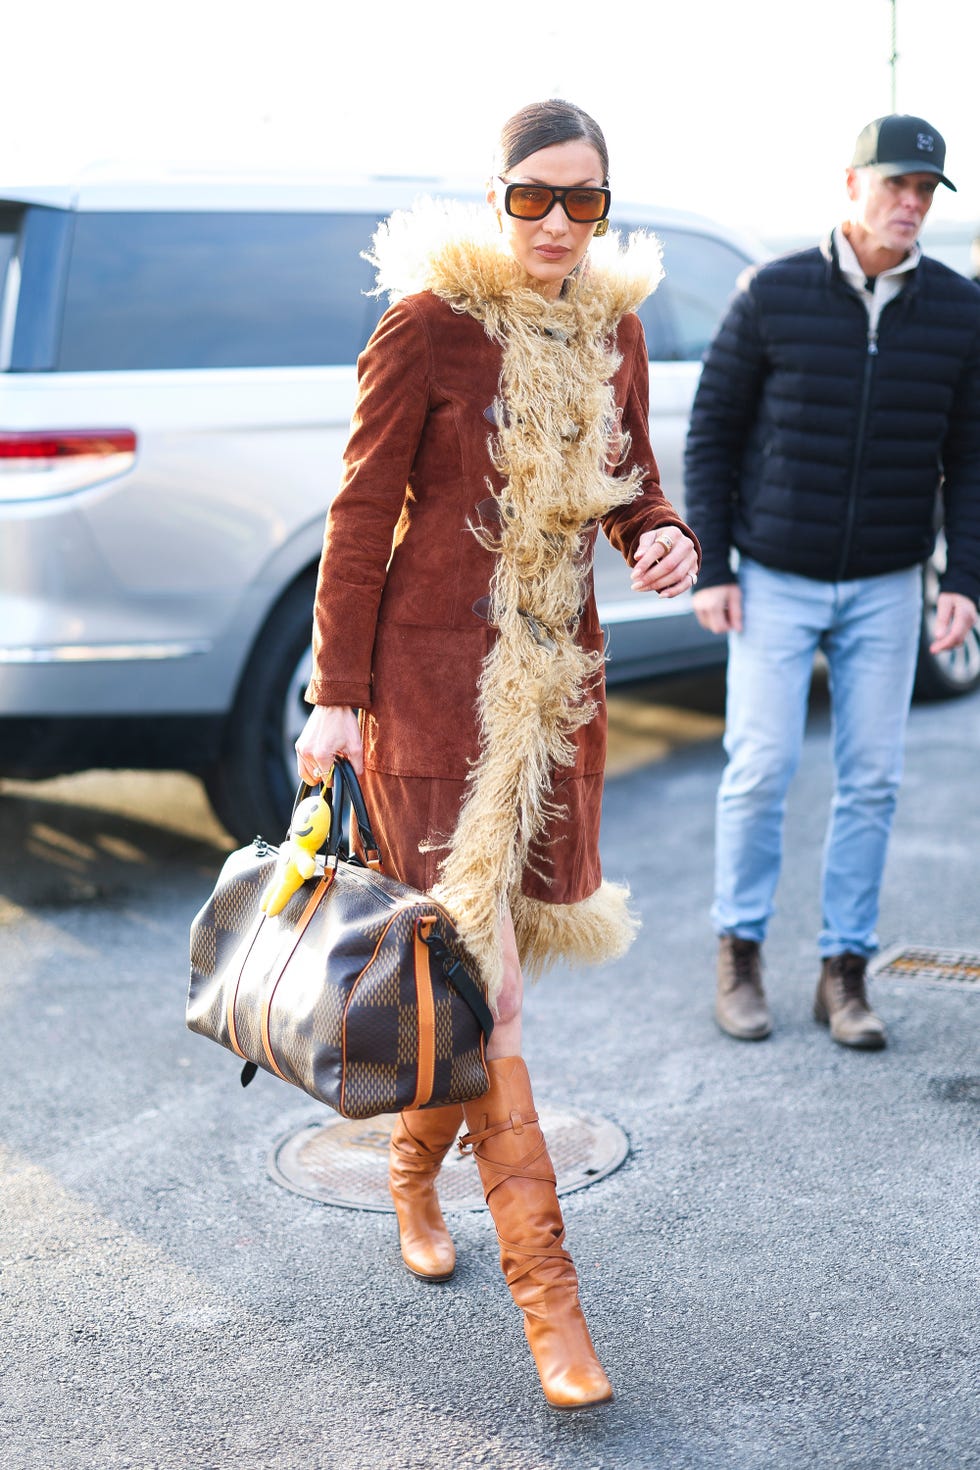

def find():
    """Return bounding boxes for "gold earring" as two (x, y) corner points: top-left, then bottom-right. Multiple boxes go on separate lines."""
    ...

(593, 219), (609, 237)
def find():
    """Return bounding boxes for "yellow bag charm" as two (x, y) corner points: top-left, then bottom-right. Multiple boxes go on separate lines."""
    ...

(259, 786), (333, 917)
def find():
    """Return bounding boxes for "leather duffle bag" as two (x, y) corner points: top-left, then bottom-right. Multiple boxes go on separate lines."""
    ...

(186, 758), (493, 1119)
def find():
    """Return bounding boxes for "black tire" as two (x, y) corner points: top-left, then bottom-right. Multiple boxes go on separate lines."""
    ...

(913, 539), (980, 702)
(204, 576), (316, 843)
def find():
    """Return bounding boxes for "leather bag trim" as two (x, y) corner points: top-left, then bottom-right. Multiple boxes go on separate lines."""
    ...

(260, 874), (333, 1082)
(410, 916), (437, 1108)
(225, 912), (267, 1059)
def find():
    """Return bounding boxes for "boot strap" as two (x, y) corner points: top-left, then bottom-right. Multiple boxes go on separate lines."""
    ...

(459, 1103), (576, 1289)
(497, 1233), (572, 1287)
(484, 1132), (571, 1287)
(458, 1107), (540, 1155)
(460, 1130), (558, 1212)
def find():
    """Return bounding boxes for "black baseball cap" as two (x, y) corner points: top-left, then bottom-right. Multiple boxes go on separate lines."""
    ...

(851, 114), (956, 191)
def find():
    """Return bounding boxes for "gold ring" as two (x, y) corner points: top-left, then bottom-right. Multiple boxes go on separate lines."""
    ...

(311, 765), (322, 779)
(655, 531), (674, 555)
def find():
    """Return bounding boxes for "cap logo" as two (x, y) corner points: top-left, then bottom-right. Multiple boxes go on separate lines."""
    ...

(916, 132), (935, 153)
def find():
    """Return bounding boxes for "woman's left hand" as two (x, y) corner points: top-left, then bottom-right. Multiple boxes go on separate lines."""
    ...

(631, 527), (700, 598)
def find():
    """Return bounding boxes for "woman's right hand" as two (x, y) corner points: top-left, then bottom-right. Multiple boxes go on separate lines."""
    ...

(294, 704), (364, 782)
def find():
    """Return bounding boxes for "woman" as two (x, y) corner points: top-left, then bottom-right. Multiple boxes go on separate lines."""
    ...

(296, 99), (699, 1409)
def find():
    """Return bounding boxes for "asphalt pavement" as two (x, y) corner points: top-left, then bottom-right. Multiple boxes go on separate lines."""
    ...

(1, 669), (978, 1470)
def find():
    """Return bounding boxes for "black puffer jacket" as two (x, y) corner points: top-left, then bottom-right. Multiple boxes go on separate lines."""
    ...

(684, 234), (980, 600)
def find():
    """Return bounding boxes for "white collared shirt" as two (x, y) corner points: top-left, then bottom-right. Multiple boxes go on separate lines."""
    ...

(834, 226), (920, 336)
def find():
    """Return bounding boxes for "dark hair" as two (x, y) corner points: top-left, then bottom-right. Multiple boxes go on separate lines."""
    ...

(496, 99), (609, 184)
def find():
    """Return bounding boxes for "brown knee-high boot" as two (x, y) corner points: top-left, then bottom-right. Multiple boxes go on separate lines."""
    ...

(460, 1057), (613, 1409)
(388, 1104), (464, 1280)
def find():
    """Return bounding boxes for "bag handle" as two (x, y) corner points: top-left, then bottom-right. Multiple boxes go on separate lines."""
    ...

(293, 759), (380, 867)
(331, 758), (380, 859)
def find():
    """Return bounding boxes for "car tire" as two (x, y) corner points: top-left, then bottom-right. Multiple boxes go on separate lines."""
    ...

(913, 539), (980, 701)
(204, 576), (316, 844)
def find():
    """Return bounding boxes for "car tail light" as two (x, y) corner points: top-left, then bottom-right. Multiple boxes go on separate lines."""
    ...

(0, 429), (137, 502)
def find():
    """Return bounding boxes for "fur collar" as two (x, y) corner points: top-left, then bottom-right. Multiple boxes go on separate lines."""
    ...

(367, 196), (664, 337)
(370, 199), (660, 1001)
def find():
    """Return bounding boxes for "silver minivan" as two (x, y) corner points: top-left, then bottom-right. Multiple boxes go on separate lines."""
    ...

(2, 174), (969, 841)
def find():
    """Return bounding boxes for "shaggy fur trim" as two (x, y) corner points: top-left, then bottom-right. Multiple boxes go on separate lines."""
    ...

(370, 200), (661, 1003)
(512, 881), (641, 979)
(366, 197), (664, 321)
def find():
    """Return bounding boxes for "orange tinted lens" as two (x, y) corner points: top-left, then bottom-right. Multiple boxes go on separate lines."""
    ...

(564, 189), (607, 221)
(507, 186), (552, 218)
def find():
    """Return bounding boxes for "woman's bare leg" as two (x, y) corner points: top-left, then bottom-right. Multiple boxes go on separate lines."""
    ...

(487, 905), (524, 1058)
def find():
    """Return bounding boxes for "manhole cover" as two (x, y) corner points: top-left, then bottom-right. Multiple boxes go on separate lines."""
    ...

(268, 1105), (630, 1212)
(870, 945), (980, 992)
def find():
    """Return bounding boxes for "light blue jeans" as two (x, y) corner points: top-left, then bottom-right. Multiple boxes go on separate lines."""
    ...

(712, 558), (923, 958)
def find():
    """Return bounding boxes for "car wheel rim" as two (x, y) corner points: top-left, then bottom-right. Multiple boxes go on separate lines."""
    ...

(928, 625), (980, 689)
(281, 643), (314, 783)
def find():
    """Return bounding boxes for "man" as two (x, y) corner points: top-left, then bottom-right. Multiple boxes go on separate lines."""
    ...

(685, 114), (980, 1049)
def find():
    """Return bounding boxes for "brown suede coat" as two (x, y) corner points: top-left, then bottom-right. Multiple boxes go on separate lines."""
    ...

(307, 288), (696, 910)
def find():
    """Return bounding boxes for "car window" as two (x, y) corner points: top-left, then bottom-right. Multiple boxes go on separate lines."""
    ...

(632, 281), (676, 363)
(621, 222), (748, 362)
(5, 207), (75, 371)
(653, 226), (749, 361)
(0, 207), (21, 368)
(57, 211), (387, 370)
(0, 212), (16, 294)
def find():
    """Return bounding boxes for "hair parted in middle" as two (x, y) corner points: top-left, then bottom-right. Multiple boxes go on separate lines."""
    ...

(495, 99), (610, 185)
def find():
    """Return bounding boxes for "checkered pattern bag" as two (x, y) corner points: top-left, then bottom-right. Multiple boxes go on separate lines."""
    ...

(187, 760), (492, 1119)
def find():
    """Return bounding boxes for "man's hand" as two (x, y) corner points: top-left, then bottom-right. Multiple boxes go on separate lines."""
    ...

(692, 583), (743, 634)
(930, 591), (978, 654)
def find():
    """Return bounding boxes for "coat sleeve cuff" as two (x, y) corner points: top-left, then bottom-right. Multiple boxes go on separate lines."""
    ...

(693, 549), (736, 587)
(304, 679), (372, 711)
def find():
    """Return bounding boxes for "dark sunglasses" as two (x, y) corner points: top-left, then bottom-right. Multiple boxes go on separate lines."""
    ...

(499, 179), (611, 224)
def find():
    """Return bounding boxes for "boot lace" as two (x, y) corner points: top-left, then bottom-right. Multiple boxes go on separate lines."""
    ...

(833, 953), (869, 1004)
(728, 938), (761, 990)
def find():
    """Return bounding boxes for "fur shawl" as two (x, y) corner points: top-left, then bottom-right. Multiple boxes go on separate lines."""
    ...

(367, 201), (664, 1002)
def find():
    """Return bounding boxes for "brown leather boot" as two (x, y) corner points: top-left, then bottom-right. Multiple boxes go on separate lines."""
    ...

(460, 1057), (613, 1410)
(388, 1104), (464, 1280)
(814, 953), (886, 1049)
(715, 935), (772, 1040)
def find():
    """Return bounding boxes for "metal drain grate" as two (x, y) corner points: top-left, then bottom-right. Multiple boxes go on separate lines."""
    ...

(870, 945), (980, 993)
(268, 1105), (630, 1212)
